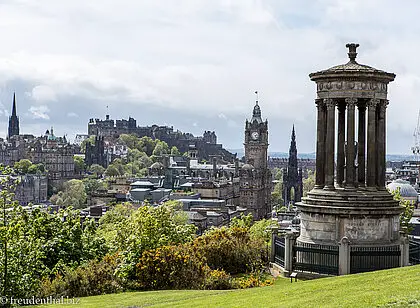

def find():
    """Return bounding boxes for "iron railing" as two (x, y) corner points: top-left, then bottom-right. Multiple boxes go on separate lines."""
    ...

(350, 245), (400, 274)
(274, 235), (285, 267)
(409, 239), (420, 265)
(293, 242), (339, 275)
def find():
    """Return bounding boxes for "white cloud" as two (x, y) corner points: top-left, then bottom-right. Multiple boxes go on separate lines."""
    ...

(29, 85), (57, 102)
(67, 112), (78, 118)
(0, 0), (418, 152)
(29, 105), (50, 119)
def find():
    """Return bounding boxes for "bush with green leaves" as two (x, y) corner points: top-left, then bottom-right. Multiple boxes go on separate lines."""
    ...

(136, 244), (210, 290)
(193, 226), (268, 275)
(98, 201), (197, 281)
(39, 254), (123, 298)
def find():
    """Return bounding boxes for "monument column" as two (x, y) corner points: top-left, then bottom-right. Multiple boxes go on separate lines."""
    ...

(315, 99), (326, 188)
(367, 98), (379, 190)
(357, 103), (366, 187)
(345, 98), (357, 189)
(337, 102), (346, 187)
(324, 98), (335, 190)
(377, 100), (387, 189)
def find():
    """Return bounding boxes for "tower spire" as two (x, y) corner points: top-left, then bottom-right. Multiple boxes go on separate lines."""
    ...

(8, 92), (19, 139)
(251, 91), (262, 124)
(292, 124), (296, 141)
(12, 92), (17, 116)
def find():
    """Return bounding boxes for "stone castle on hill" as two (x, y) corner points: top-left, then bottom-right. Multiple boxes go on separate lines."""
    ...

(87, 115), (236, 162)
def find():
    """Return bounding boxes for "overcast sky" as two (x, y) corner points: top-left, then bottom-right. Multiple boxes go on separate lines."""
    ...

(0, 0), (418, 154)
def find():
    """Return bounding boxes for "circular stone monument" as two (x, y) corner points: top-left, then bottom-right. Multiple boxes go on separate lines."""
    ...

(296, 44), (402, 246)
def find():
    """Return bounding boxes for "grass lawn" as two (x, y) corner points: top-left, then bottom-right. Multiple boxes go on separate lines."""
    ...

(39, 265), (420, 308)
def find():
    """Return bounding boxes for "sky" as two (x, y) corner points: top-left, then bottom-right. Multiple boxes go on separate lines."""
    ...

(0, 0), (419, 154)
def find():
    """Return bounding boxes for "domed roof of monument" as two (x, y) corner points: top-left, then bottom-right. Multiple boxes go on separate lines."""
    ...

(387, 179), (418, 198)
(242, 163), (254, 170)
(309, 43), (395, 81)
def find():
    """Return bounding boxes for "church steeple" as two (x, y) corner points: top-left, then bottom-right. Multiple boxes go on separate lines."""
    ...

(8, 92), (19, 139)
(12, 93), (17, 117)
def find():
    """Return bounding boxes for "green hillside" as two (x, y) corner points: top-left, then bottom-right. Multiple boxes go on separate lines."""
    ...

(39, 265), (420, 308)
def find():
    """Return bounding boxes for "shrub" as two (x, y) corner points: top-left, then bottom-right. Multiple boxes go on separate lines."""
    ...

(232, 274), (274, 289)
(204, 269), (233, 290)
(39, 254), (123, 298)
(136, 244), (208, 290)
(193, 227), (268, 275)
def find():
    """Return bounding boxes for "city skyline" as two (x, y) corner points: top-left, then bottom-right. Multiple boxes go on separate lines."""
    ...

(0, 1), (419, 154)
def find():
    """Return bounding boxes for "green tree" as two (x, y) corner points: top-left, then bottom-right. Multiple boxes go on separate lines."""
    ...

(271, 181), (283, 207)
(139, 136), (157, 156)
(14, 159), (33, 174)
(391, 188), (415, 235)
(303, 170), (315, 197)
(27, 163), (45, 174)
(89, 164), (106, 178)
(118, 134), (140, 150)
(105, 164), (120, 177)
(81, 136), (96, 153)
(273, 168), (283, 181)
(152, 140), (170, 156)
(74, 155), (85, 174)
(82, 178), (106, 195)
(98, 201), (196, 280)
(170, 146), (181, 156)
(50, 179), (87, 208)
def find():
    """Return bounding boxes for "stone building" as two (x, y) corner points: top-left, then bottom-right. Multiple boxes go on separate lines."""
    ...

(239, 99), (272, 220)
(296, 43), (403, 274)
(282, 126), (303, 206)
(27, 129), (76, 189)
(87, 115), (235, 162)
(13, 174), (48, 205)
(1, 96), (76, 191)
(85, 136), (106, 167)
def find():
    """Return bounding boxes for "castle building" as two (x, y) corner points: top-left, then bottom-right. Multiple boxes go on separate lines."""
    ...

(239, 99), (272, 220)
(87, 115), (235, 162)
(8, 93), (19, 139)
(282, 126), (303, 206)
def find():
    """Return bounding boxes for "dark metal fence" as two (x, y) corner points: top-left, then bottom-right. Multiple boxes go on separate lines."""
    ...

(274, 235), (285, 267)
(350, 245), (400, 274)
(293, 242), (339, 275)
(409, 239), (420, 265)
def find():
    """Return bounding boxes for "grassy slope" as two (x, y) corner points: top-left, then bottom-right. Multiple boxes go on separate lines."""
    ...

(40, 265), (420, 308)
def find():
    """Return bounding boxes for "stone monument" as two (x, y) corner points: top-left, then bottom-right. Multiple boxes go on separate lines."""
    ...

(296, 43), (402, 248)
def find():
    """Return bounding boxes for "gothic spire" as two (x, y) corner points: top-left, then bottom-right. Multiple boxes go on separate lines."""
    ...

(289, 125), (297, 154)
(291, 124), (296, 142)
(8, 92), (19, 139)
(12, 92), (17, 116)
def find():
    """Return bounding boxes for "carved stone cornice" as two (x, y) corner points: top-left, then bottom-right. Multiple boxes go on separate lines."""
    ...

(316, 80), (388, 94)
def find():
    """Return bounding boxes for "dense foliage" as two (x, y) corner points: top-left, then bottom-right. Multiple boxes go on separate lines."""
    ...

(50, 179), (87, 208)
(98, 201), (196, 281)
(1, 163), (274, 299)
(390, 188), (415, 234)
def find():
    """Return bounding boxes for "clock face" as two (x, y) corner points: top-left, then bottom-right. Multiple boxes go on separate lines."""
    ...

(251, 131), (259, 140)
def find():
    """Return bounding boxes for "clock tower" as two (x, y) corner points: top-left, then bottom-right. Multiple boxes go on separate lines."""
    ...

(240, 97), (271, 220)
(244, 101), (268, 169)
